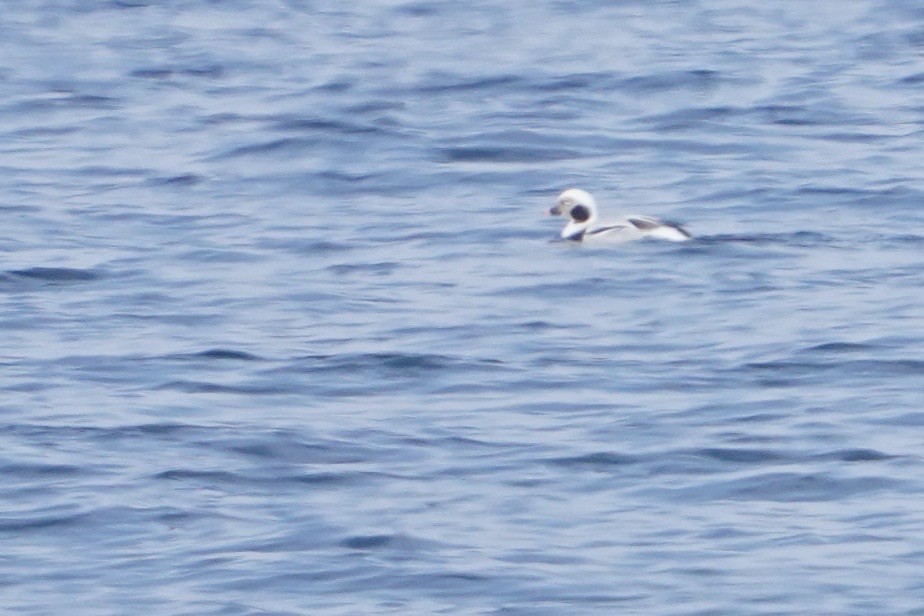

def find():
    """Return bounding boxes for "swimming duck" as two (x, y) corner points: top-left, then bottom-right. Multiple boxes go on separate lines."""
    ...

(549, 188), (691, 243)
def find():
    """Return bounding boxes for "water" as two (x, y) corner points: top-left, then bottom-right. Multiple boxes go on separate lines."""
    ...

(2, 1), (923, 614)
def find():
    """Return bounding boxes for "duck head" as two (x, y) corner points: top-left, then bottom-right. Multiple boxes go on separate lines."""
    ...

(549, 188), (598, 241)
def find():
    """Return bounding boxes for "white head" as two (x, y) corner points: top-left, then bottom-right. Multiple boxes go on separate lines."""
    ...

(549, 188), (598, 240)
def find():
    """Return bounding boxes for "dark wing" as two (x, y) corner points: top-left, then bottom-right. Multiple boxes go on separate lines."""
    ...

(585, 224), (628, 237)
(628, 217), (691, 238)
(626, 217), (662, 231)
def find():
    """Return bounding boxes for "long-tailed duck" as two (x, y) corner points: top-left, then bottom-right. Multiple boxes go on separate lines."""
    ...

(549, 188), (691, 243)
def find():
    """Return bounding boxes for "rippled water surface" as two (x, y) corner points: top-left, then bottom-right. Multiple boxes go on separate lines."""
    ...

(2, 1), (924, 614)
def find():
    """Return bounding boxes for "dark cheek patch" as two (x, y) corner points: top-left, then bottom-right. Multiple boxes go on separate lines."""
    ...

(570, 204), (591, 222)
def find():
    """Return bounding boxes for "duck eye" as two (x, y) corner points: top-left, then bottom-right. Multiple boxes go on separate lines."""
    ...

(570, 204), (591, 222)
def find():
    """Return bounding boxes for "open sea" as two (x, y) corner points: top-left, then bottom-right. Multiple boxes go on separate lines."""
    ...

(2, 1), (923, 614)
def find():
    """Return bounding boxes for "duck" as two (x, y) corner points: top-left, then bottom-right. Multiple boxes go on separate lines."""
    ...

(548, 188), (691, 243)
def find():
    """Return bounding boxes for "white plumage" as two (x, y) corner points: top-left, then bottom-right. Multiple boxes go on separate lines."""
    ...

(548, 188), (691, 243)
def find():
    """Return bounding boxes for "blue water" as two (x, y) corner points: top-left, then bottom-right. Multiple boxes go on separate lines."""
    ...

(2, 1), (923, 614)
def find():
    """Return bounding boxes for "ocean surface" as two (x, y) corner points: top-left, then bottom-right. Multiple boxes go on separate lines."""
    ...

(2, 1), (923, 614)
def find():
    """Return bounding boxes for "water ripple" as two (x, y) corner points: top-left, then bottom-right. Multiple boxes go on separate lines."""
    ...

(3, 1), (924, 613)
(5, 267), (100, 282)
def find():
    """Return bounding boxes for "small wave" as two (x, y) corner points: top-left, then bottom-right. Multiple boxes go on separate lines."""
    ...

(341, 534), (393, 550)
(72, 94), (120, 109)
(327, 261), (400, 276)
(416, 72), (522, 94)
(440, 145), (581, 163)
(1, 462), (84, 478)
(694, 231), (832, 246)
(547, 451), (641, 469)
(530, 71), (619, 93)
(695, 447), (786, 464)
(637, 105), (741, 131)
(665, 471), (902, 503)
(827, 449), (894, 462)
(290, 352), (504, 374)
(227, 436), (379, 465)
(883, 234), (924, 246)
(338, 531), (446, 554)
(130, 64), (224, 80)
(110, 423), (192, 437)
(6, 267), (100, 282)
(437, 128), (582, 163)
(746, 358), (924, 377)
(13, 92), (120, 112)
(154, 467), (370, 488)
(9, 126), (79, 139)
(156, 380), (282, 395)
(268, 239), (353, 255)
(130, 67), (173, 79)
(490, 278), (613, 300)
(518, 320), (557, 330)
(802, 341), (879, 354)
(268, 115), (388, 136)
(146, 173), (205, 187)
(211, 137), (312, 160)
(0, 512), (88, 532)
(189, 349), (264, 361)
(620, 69), (722, 94)
(155, 469), (240, 482)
